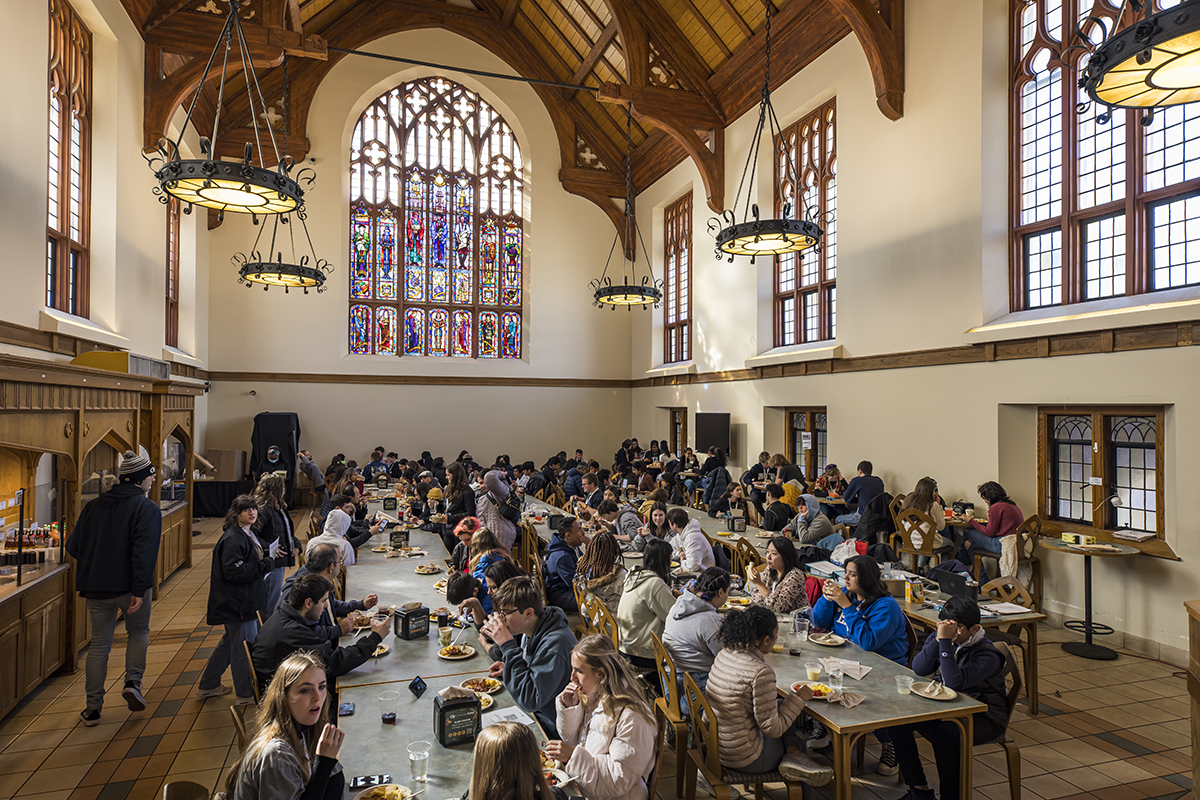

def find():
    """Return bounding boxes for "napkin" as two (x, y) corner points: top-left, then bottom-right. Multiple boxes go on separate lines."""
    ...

(818, 657), (872, 680)
(834, 691), (866, 708)
(437, 685), (476, 701)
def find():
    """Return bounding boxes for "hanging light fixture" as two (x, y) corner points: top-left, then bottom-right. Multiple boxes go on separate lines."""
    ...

(589, 106), (663, 309)
(711, 0), (821, 262)
(142, 0), (302, 216)
(1080, 0), (1200, 115)
(233, 55), (331, 293)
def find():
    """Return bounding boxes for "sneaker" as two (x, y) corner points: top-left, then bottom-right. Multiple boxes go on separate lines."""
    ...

(807, 721), (830, 750)
(196, 684), (233, 700)
(779, 752), (834, 786)
(79, 709), (101, 727)
(122, 682), (146, 712)
(878, 741), (899, 776)
(233, 695), (257, 707)
(899, 788), (936, 800)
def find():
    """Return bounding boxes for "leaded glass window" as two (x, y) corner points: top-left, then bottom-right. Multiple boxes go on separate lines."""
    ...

(1111, 416), (1156, 532)
(1050, 415), (1092, 522)
(663, 192), (692, 364)
(349, 76), (523, 357)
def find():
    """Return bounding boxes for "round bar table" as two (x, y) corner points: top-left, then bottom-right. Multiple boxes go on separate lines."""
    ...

(1039, 539), (1139, 660)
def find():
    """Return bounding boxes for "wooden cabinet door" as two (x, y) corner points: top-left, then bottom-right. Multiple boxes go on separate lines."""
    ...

(41, 596), (65, 678)
(0, 623), (21, 718)
(21, 608), (45, 695)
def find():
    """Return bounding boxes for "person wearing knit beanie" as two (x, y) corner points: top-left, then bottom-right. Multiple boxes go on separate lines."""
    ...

(118, 451), (155, 486)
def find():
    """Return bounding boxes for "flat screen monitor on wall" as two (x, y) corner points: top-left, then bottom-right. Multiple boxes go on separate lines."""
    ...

(694, 413), (731, 456)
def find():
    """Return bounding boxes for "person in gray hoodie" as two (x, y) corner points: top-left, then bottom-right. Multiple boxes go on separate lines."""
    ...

(784, 494), (834, 545)
(662, 567), (731, 698)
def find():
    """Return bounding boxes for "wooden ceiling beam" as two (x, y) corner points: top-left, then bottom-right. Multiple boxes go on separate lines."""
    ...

(825, 0), (904, 119)
(501, 0), (521, 27)
(714, 0), (752, 39)
(618, 0), (720, 115)
(141, 0), (193, 33)
(562, 19), (617, 101)
(677, 0), (732, 59)
(596, 83), (719, 129)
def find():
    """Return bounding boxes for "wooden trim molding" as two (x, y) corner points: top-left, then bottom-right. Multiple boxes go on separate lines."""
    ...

(0, 319), (121, 359)
(205, 372), (631, 388)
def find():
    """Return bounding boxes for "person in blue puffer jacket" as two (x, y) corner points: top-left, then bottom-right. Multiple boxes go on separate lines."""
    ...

(809, 555), (909, 774)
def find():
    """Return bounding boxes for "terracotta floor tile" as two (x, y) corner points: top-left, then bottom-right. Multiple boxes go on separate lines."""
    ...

(108, 756), (149, 783)
(0, 750), (52, 776)
(76, 761), (117, 789)
(137, 752), (175, 779)
(137, 718), (171, 737)
(164, 714), (196, 735)
(41, 742), (109, 769)
(151, 731), (188, 756)
(66, 787), (101, 800)
(124, 777), (161, 800)
(12, 764), (91, 795)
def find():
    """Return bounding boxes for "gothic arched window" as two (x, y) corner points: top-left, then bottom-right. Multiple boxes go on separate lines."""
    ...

(348, 76), (524, 358)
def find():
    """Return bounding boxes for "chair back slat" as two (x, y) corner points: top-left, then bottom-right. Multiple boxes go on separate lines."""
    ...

(646, 706), (668, 800)
(981, 576), (1034, 608)
(993, 641), (1023, 721)
(230, 706), (249, 751)
(162, 780), (210, 800)
(889, 493), (906, 528)
(593, 599), (619, 649)
(243, 640), (262, 705)
(651, 631), (681, 718)
(682, 672), (722, 776)
(904, 615), (919, 667)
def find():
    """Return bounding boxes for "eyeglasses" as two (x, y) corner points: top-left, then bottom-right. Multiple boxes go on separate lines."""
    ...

(498, 608), (522, 617)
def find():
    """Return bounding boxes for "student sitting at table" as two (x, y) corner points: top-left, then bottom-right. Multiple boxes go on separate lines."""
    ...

(464, 721), (567, 800)
(280, 544), (377, 643)
(595, 498), (641, 549)
(760, 483), (794, 532)
(835, 461), (885, 526)
(632, 501), (670, 551)
(957, 481), (1025, 579)
(470, 528), (514, 611)
(812, 464), (848, 499)
(306, 496), (381, 567)
(632, 460), (655, 494)
(616, 539), (679, 670)
(547, 635), (657, 800)
(564, 460), (588, 501)
(225, 651), (345, 800)
(574, 530), (627, 611)
(783, 494), (834, 545)
(810, 555), (908, 772)
(899, 477), (948, 556)
(666, 507), (715, 573)
(746, 537), (810, 615)
(483, 576), (575, 739)
(443, 462), (477, 551)
(661, 472), (687, 505)
(545, 516), (586, 614)
(888, 596), (1009, 800)
(701, 450), (732, 510)
(742, 451), (772, 513)
(580, 472), (603, 512)
(449, 516), (481, 573)
(704, 606), (833, 785)
(662, 566), (730, 700)
(637, 487), (668, 520)
(708, 482), (750, 519)
(251, 573), (390, 695)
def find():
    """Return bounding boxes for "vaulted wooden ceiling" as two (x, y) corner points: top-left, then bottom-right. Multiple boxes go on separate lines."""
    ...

(125, 0), (903, 232)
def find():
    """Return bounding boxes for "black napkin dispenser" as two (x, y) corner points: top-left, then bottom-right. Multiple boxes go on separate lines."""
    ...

(383, 496), (399, 512)
(434, 691), (481, 747)
(952, 501), (975, 516)
(376, 474), (390, 489)
(395, 603), (429, 639)
(389, 529), (410, 548)
(725, 517), (747, 532)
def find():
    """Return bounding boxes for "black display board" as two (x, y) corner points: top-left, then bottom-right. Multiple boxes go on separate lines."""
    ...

(694, 412), (730, 455)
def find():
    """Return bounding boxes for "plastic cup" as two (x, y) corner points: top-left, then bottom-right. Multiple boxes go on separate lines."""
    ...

(805, 662), (822, 682)
(438, 626), (453, 646)
(379, 690), (399, 724)
(408, 741), (432, 782)
(794, 618), (810, 642)
(896, 675), (914, 695)
(828, 666), (844, 694)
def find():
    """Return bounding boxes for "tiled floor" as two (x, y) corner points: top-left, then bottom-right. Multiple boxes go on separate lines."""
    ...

(0, 515), (1191, 800)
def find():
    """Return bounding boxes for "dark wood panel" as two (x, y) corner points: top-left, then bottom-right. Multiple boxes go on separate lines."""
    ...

(1048, 333), (1103, 356)
(1114, 325), (1180, 351)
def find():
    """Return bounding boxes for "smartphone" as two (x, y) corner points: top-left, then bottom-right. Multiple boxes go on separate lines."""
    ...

(409, 676), (428, 698)
(338, 701), (355, 716)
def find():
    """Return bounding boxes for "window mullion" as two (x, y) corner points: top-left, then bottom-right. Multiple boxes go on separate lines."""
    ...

(1128, 105), (1146, 296)
(1092, 411), (1105, 532)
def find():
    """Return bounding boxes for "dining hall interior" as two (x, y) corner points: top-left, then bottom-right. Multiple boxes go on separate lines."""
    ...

(0, 0), (1198, 797)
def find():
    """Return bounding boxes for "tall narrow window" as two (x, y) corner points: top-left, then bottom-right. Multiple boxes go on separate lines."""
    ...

(1011, 0), (1200, 311)
(775, 99), (836, 347)
(786, 408), (827, 481)
(165, 197), (180, 348)
(669, 408), (687, 458)
(1050, 414), (1092, 523)
(349, 76), (523, 358)
(47, 0), (91, 317)
(663, 192), (692, 363)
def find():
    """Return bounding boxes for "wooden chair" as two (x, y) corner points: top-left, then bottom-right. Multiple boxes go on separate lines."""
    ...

(832, 522), (851, 540)
(652, 632), (689, 799)
(231, 705), (250, 751)
(904, 615), (920, 667)
(988, 642), (1024, 800)
(888, 493), (905, 529)
(242, 640), (262, 705)
(647, 706), (669, 800)
(891, 508), (954, 570)
(528, 556), (547, 604)
(162, 781), (209, 800)
(592, 598), (619, 649)
(681, 673), (807, 800)
(981, 576), (1036, 677)
(255, 610), (268, 627)
(973, 515), (1043, 608)
(730, 537), (764, 578)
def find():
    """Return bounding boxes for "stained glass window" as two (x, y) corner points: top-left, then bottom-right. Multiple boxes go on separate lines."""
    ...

(349, 76), (524, 357)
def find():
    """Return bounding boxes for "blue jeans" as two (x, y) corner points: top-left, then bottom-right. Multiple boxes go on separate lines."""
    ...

(676, 671), (709, 716)
(964, 530), (1005, 554)
(834, 512), (861, 525)
(816, 533), (845, 552)
(264, 567), (285, 616)
(199, 619), (259, 700)
(85, 590), (152, 712)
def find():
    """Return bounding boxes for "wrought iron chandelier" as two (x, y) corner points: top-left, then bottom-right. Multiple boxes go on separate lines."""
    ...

(711, 0), (821, 262)
(1080, 0), (1200, 116)
(234, 55), (331, 293)
(143, 0), (301, 216)
(590, 106), (663, 309)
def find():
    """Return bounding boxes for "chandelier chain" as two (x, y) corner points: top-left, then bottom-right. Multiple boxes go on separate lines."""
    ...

(210, 8), (236, 156)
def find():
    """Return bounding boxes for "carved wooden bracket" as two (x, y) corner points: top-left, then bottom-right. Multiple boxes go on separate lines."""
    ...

(560, 166), (630, 255)
(825, 0), (905, 120)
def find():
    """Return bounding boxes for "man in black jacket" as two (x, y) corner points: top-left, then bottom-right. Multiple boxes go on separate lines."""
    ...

(252, 573), (391, 695)
(759, 483), (794, 532)
(67, 450), (161, 726)
(280, 543), (378, 642)
(888, 596), (1009, 800)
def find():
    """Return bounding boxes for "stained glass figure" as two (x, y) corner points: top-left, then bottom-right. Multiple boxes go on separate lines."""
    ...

(452, 310), (472, 356)
(350, 305), (371, 354)
(349, 76), (524, 357)
(376, 306), (397, 355)
(429, 309), (449, 356)
(479, 311), (498, 357)
(403, 308), (424, 355)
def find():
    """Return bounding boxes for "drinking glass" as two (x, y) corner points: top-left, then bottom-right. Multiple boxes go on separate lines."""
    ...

(827, 666), (844, 694)
(895, 675), (914, 695)
(408, 741), (432, 782)
(379, 691), (399, 725)
(805, 662), (822, 682)
(793, 615), (809, 642)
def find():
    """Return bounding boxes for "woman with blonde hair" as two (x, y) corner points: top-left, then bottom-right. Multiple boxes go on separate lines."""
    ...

(546, 635), (657, 800)
(225, 651), (345, 800)
(465, 721), (564, 800)
(252, 474), (297, 616)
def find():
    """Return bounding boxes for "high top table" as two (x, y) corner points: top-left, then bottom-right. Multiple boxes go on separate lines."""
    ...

(766, 641), (985, 800)
(1038, 538), (1139, 660)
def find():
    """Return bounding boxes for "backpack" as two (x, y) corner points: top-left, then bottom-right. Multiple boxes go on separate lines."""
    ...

(854, 491), (896, 542)
(490, 491), (522, 524)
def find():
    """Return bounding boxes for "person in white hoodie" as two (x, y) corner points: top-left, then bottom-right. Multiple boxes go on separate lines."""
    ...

(662, 567), (730, 700)
(615, 539), (680, 669)
(305, 506), (358, 566)
(666, 507), (714, 573)
(546, 635), (657, 800)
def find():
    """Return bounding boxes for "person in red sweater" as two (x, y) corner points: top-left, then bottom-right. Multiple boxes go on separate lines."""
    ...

(960, 481), (1024, 561)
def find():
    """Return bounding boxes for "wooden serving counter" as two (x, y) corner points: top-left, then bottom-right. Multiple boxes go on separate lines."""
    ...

(0, 564), (68, 718)
(1185, 600), (1200, 791)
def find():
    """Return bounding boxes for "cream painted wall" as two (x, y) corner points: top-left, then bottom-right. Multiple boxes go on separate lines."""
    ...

(628, 0), (1197, 656)
(0, 0), (208, 362)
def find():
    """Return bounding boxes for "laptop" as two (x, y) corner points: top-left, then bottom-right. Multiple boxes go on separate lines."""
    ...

(935, 571), (972, 598)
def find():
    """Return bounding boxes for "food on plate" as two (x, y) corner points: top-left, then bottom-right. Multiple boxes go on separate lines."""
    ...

(794, 681), (833, 698)
(461, 677), (502, 694)
(476, 692), (494, 709)
(371, 546), (391, 553)
(725, 596), (750, 605)
(439, 644), (474, 658)
(540, 750), (556, 769)
(434, 579), (448, 592)
(415, 563), (442, 574)
(355, 785), (411, 800)
(372, 643), (390, 657)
